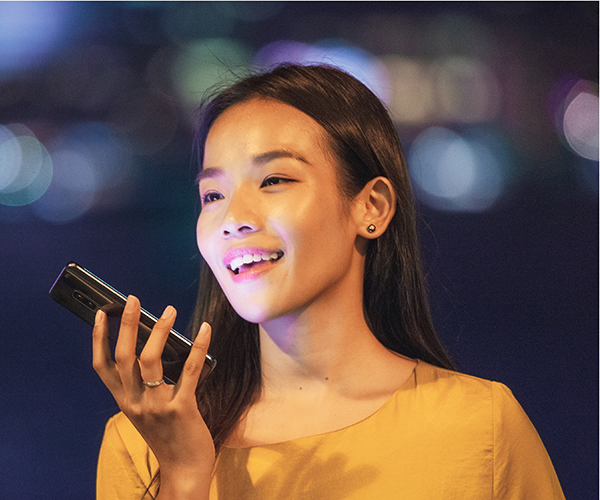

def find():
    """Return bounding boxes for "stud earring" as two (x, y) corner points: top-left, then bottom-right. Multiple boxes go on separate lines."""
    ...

(367, 224), (376, 233)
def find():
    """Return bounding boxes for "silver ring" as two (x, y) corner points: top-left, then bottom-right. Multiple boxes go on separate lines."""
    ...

(142, 379), (165, 387)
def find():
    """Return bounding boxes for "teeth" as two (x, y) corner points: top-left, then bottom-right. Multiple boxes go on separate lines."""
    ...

(229, 252), (283, 273)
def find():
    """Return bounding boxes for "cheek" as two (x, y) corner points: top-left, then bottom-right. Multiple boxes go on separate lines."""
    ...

(196, 216), (215, 264)
(195, 217), (205, 253)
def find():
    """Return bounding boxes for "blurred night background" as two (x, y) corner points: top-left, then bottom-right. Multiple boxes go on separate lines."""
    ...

(0, 2), (597, 498)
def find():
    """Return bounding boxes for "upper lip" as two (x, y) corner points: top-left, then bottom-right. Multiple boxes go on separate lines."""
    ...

(223, 246), (284, 269)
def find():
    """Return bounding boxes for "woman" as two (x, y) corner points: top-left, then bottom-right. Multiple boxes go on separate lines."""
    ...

(94, 64), (564, 499)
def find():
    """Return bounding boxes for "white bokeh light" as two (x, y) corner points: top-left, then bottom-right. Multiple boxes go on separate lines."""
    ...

(563, 91), (599, 161)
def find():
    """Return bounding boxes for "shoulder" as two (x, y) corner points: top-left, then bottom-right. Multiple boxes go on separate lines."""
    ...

(409, 361), (564, 498)
(412, 361), (539, 428)
(410, 361), (537, 435)
(410, 360), (503, 411)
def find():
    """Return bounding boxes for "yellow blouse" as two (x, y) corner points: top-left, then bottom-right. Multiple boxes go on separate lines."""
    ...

(97, 360), (564, 499)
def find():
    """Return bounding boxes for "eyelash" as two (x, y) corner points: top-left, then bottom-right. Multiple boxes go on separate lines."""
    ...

(201, 191), (223, 206)
(201, 177), (294, 206)
(260, 176), (293, 187)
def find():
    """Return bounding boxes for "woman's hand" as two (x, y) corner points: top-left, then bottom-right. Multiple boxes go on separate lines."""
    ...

(93, 295), (215, 499)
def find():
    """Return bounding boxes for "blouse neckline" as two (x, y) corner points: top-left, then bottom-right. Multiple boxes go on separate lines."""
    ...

(222, 359), (421, 450)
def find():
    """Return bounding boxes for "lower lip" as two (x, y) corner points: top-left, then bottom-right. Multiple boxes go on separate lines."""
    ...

(230, 259), (280, 283)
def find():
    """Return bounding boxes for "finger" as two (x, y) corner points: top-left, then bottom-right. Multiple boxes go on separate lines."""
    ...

(177, 322), (212, 394)
(114, 295), (142, 390)
(92, 310), (122, 394)
(138, 305), (177, 387)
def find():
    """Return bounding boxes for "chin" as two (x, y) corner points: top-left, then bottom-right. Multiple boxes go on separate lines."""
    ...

(229, 300), (271, 324)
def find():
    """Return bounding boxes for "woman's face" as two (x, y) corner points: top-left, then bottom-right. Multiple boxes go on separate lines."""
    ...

(196, 98), (363, 324)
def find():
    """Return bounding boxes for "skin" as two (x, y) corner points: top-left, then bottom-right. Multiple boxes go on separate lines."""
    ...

(93, 97), (416, 497)
(197, 99), (416, 446)
(93, 300), (214, 499)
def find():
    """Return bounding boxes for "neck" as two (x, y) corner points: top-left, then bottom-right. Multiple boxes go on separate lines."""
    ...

(258, 286), (391, 398)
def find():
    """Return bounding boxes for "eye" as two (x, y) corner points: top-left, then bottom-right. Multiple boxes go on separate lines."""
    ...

(201, 191), (223, 205)
(261, 176), (294, 188)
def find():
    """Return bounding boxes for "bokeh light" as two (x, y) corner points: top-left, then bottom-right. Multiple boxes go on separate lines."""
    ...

(0, 2), (69, 78)
(172, 38), (252, 113)
(0, 125), (53, 207)
(383, 56), (500, 125)
(0, 125), (21, 191)
(408, 126), (507, 212)
(383, 56), (436, 125)
(551, 78), (599, 161)
(563, 89), (599, 161)
(434, 56), (501, 123)
(49, 122), (133, 194)
(254, 40), (391, 104)
(27, 121), (134, 222)
(30, 149), (97, 223)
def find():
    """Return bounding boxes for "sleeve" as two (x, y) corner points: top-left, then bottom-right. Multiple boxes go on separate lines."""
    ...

(492, 383), (565, 499)
(97, 412), (160, 500)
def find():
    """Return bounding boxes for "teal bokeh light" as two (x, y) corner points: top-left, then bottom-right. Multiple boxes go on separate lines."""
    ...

(0, 128), (53, 207)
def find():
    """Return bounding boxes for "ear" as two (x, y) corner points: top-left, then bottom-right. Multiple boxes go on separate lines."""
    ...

(352, 176), (396, 239)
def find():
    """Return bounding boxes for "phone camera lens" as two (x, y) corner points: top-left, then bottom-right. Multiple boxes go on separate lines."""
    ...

(73, 291), (97, 310)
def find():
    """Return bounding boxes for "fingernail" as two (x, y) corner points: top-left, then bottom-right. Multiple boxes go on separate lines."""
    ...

(124, 295), (135, 311)
(162, 305), (175, 319)
(95, 309), (104, 325)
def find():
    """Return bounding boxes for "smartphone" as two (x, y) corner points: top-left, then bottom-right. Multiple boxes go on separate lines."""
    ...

(49, 262), (216, 384)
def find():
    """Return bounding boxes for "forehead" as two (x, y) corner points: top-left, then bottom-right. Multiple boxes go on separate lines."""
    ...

(204, 99), (332, 165)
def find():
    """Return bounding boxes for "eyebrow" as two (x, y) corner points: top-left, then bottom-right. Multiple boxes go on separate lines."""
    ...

(196, 149), (310, 183)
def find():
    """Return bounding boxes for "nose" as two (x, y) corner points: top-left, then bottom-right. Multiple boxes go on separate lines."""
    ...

(221, 191), (260, 239)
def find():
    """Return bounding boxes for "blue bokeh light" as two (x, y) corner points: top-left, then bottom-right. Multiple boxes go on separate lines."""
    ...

(30, 149), (97, 224)
(0, 2), (69, 78)
(408, 126), (507, 212)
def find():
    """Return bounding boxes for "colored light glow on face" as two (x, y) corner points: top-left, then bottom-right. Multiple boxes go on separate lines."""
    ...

(197, 99), (362, 325)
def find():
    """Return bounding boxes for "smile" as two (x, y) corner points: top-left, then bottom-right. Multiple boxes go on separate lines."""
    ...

(226, 250), (284, 275)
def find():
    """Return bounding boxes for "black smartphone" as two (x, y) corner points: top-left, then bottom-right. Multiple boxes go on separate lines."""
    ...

(49, 262), (216, 384)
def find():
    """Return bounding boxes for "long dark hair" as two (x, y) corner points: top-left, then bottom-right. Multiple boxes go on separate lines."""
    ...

(189, 64), (455, 454)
